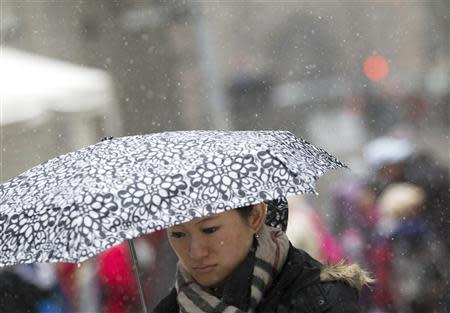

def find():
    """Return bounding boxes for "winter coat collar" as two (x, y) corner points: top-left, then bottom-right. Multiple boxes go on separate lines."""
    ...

(320, 260), (374, 291)
(151, 244), (371, 313)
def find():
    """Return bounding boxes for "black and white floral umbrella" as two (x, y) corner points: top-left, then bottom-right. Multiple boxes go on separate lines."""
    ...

(0, 130), (345, 267)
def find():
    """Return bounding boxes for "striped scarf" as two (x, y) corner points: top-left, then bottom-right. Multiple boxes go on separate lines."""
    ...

(175, 224), (290, 313)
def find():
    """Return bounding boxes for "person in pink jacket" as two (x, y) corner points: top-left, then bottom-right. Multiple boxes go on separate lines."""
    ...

(98, 243), (139, 313)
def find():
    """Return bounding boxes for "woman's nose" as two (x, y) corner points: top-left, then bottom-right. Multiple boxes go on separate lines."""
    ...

(188, 238), (208, 260)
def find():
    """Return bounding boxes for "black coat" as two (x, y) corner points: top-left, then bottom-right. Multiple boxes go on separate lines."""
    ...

(0, 270), (50, 313)
(152, 245), (363, 313)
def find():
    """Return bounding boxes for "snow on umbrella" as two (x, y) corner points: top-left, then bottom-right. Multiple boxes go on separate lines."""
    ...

(0, 130), (345, 311)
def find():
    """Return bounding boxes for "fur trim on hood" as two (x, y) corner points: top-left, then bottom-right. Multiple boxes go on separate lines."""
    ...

(320, 261), (374, 291)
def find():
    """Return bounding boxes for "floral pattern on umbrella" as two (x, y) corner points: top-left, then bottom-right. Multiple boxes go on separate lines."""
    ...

(0, 130), (345, 266)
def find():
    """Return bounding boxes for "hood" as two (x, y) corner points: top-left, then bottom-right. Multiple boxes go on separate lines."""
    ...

(320, 261), (374, 291)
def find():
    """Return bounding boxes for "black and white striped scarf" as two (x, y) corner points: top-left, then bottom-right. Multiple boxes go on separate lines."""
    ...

(175, 224), (290, 313)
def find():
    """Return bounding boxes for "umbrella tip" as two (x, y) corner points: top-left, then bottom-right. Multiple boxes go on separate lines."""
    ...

(100, 136), (114, 142)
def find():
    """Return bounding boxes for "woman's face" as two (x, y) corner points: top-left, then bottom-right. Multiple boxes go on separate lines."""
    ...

(167, 206), (264, 288)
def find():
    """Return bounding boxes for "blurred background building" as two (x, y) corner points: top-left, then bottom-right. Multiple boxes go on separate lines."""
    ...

(2, 1), (448, 178)
(1, 1), (448, 312)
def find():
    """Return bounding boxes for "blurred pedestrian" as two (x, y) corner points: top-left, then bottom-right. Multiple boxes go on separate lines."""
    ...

(404, 153), (450, 311)
(332, 179), (378, 267)
(404, 152), (450, 250)
(287, 195), (344, 264)
(363, 136), (413, 195)
(56, 260), (101, 313)
(331, 179), (379, 311)
(0, 268), (48, 313)
(375, 183), (447, 313)
(98, 243), (139, 313)
(0, 264), (69, 313)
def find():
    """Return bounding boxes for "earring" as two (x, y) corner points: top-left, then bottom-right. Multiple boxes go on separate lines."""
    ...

(254, 232), (260, 240)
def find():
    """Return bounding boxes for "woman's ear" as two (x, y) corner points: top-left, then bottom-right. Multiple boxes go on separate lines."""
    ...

(248, 202), (266, 233)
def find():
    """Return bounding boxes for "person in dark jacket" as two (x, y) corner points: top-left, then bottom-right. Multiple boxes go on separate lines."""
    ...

(152, 201), (372, 313)
(0, 269), (49, 313)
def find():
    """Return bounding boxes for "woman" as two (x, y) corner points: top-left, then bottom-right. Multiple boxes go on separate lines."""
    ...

(152, 201), (372, 313)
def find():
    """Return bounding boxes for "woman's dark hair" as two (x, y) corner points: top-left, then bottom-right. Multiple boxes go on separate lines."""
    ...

(235, 205), (255, 222)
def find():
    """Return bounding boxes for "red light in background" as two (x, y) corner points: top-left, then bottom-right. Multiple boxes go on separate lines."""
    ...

(363, 55), (389, 81)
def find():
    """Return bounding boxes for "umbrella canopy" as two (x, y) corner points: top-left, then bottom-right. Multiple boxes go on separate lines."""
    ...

(0, 130), (345, 266)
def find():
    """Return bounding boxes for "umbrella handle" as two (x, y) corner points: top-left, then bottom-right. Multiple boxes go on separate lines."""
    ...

(128, 239), (149, 313)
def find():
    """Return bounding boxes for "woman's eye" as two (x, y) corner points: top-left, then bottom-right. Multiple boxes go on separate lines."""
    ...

(202, 227), (219, 234)
(170, 232), (185, 238)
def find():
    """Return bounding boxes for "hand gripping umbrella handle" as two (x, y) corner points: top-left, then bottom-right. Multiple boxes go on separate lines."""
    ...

(127, 239), (149, 313)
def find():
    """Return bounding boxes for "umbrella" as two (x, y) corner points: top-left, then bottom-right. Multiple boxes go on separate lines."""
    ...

(0, 130), (345, 312)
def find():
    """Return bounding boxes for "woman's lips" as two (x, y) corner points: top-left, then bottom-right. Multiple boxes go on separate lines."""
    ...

(192, 264), (217, 273)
